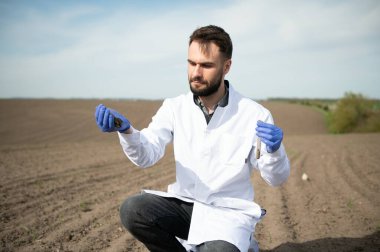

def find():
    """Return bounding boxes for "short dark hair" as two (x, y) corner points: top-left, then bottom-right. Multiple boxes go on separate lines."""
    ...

(189, 25), (233, 59)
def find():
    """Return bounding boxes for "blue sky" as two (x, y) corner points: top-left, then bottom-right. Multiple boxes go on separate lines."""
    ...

(0, 0), (379, 99)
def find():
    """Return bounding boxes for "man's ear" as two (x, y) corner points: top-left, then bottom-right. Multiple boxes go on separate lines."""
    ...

(224, 59), (232, 75)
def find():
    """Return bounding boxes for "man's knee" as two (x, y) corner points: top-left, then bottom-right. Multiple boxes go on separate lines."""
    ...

(119, 194), (146, 232)
(198, 240), (240, 252)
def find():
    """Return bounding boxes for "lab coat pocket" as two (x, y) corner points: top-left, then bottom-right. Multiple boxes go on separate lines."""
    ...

(217, 134), (252, 167)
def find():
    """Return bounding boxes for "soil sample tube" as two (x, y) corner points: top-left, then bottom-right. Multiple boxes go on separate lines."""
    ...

(114, 117), (123, 128)
(256, 138), (261, 159)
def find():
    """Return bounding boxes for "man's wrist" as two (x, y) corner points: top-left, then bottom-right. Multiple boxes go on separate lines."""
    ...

(119, 126), (132, 134)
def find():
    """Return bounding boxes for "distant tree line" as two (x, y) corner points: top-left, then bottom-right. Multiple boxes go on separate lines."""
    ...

(269, 93), (380, 133)
(327, 92), (380, 133)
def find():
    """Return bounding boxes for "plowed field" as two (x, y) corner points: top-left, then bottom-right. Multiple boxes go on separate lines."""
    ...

(0, 99), (379, 252)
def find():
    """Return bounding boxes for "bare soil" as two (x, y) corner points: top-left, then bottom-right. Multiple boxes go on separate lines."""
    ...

(0, 99), (379, 252)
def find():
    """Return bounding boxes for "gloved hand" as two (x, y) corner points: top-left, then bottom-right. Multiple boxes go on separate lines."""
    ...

(95, 104), (131, 133)
(256, 120), (283, 153)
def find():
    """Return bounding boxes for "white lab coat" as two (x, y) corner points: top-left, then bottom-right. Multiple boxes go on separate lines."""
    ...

(118, 84), (290, 251)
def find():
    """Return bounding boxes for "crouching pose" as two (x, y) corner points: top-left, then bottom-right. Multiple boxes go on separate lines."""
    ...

(95, 25), (290, 252)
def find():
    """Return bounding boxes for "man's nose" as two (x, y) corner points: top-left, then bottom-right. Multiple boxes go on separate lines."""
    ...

(192, 65), (202, 78)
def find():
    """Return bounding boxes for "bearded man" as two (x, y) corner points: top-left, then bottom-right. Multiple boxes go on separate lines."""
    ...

(95, 25), (290, 252)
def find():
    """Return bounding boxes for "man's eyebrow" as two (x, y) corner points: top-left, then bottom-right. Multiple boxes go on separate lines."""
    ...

(187, 59), (215, 65)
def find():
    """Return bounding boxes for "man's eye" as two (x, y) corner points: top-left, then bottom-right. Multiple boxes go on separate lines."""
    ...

(202, 64), (213, 69)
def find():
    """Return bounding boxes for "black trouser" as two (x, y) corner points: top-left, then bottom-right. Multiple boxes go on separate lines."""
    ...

(119, 193), (240, 252)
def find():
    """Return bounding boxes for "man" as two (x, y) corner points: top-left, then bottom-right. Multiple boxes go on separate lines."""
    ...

(95, 25), (290, 252)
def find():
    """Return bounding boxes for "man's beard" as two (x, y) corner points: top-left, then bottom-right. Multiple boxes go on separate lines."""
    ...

(189, 72), (223, 97)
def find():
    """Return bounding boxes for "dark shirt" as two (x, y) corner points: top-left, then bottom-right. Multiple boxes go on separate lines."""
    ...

(193, 80), (229, 124)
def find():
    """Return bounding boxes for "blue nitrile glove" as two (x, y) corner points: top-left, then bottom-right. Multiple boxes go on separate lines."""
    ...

(95, 104), (131, 133)
(256, 120), (283, 153)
